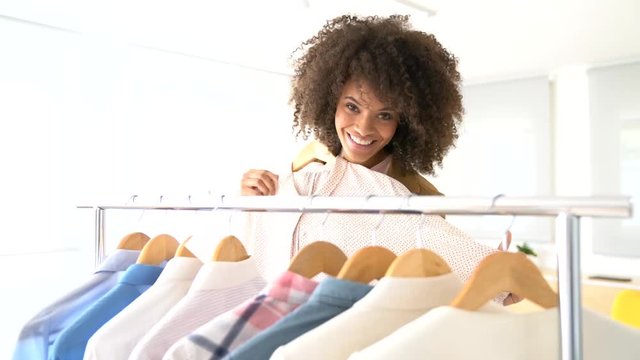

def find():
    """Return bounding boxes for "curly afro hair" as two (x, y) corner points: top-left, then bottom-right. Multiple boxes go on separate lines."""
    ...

(290, 14), (464, 175)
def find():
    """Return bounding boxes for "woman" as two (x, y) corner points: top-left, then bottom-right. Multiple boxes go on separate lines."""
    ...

(241, 14), (462, 196)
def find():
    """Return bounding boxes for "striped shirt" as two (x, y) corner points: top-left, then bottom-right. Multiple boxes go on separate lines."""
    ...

(128, 257), (266, 360)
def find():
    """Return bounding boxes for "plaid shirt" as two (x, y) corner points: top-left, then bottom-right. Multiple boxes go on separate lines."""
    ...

(163, 271), (318, 360)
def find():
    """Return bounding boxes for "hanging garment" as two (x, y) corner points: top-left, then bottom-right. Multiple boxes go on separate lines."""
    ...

(349, 305), (640, 360)
(128, 257), (266, 360)
(163, 271), (318, 360)
(225, 277), (372, 360)
(292, 141), (443, 196)
(12, 249), (140, 360)
(84, 257), (203, 360)
(245, 156), (501, 290)
(48, 263), (164, 360)
(270, 273), (463, 360)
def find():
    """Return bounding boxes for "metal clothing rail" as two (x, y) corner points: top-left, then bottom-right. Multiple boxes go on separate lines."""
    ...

(79, 195), (632, 360)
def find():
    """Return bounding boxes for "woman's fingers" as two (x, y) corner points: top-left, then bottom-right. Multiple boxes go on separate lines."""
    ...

(241, 170), (279, 195)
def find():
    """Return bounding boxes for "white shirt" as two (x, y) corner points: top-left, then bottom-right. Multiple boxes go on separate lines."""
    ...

(349, 305), (640, 360)
(245, 156), (500, 290)
(83, 256), (203, 360)
(270, 273), (463, 360)
(128, 257), (266, 360)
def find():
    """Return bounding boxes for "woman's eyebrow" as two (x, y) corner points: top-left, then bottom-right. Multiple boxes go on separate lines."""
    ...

(345, 95), (394, 112)
(344, 96), (362, 105)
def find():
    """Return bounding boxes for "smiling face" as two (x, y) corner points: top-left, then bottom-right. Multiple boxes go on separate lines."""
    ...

(334, 79), (399, 168)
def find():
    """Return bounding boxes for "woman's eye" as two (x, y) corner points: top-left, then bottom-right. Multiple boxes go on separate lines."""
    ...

(378, 112), (393, 120)
(346, 103), (359, 112)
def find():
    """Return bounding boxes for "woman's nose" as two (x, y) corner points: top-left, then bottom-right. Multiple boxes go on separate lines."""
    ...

(354, 114), (375, 135)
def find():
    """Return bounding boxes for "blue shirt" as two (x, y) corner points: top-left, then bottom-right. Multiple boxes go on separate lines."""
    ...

(225, 277), (372, 360)
(12, 250), (140, 360)
(48, 263), (163, 360)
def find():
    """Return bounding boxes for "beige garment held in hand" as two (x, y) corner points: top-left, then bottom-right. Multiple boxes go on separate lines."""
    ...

(292, 141), (442, 196)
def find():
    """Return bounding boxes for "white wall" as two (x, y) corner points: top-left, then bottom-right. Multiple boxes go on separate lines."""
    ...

(589, 62), (640, 256)
(0, 16), (298, 359)
(430, 76), (554, 247)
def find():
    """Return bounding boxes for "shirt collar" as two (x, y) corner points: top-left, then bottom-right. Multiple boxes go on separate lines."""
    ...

(154, 256), (203, 284)
(355, 273), (463, 310)
(265, 271), (319, 305)
(96, 249), (141, 273)
(119, 263), (164, 285)
(369, 154), (393, 174)
(189, 256), (263, 291)
(310, 277), (373, 308)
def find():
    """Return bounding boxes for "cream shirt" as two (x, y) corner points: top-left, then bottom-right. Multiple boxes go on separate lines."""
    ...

(270, 273), (463, 360)
(350, 305), (640, 360)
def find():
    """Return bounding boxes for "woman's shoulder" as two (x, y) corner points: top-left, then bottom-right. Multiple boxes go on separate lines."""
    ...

(387, 159), (443, 196)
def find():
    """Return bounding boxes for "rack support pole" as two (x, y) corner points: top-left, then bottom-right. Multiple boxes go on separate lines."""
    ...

(556, 212), (583, 360)
(94, 207), (106, 267)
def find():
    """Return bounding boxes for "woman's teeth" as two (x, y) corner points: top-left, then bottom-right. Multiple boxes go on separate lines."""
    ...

(349, 134), (373, 145)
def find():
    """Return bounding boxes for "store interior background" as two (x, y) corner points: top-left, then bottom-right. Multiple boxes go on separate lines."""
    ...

(1, 0), (639, 357)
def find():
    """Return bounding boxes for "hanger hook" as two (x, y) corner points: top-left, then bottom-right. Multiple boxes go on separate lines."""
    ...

(364, 194), (376, 209)
(498, 214), (516, 251)
(320, 209), (331, 240)
(365, 195), (386, 246)
(416, 213), (426, 248)
(158, 195), (170, 233)
(218, 194), (235, 233)
(218, 194), (225, 212)
(126, 194), (138, 205)
(402, 194), (412, 211)
(372, 212), (387, 247)
(489, 193), (505, 212)
(307, 194), (318, 211)
(300, 193), (316, 213)
(506, 214), (516, 232)
(129, 194), (147, 224)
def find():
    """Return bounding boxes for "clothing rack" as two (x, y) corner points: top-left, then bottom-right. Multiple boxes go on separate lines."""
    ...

(79, 195), (633, 360)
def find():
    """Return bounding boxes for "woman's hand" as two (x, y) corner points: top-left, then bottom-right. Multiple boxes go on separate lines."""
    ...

(241, 169), (279, 196)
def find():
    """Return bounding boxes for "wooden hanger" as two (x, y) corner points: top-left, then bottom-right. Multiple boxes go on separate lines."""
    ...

(116, 232), (150, 251)
(175, 236), (196, 258)
(211, 235), (249, 262)
(288, 241), (347, 279)
(450, 252), (558, 310)
(291, 141), (335, 172)
(385, 248), (452, 278)
(136, 234), (179, 265)
(337, 246), (396, 284)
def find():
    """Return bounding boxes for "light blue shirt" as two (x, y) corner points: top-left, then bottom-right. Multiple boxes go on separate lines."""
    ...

(12, 250), (140, 360)
(48, 263), (163, 360)
(226, 277), (372, 360)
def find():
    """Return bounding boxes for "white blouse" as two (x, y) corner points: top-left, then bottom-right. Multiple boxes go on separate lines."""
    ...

(244, 157), (501, 292)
